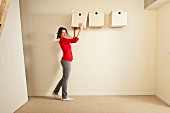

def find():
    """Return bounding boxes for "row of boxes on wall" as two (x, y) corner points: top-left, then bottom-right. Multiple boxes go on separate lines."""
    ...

(71, 10), (127, 28)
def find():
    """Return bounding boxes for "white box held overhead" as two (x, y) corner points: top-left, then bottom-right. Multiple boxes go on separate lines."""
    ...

(71, 11), (88, 28)
(110, 10), (127, 28)
(89, 11), (104, 27)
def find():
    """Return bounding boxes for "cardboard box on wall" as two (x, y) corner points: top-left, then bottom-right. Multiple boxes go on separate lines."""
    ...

(110, 10), (127, 28)
(89, 11), (104, 27)
(71, 11), (88, 28)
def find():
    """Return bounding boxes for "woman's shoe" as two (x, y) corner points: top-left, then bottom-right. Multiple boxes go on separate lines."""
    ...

(52, 92), (61, 100)
(61, 97), (74, 101)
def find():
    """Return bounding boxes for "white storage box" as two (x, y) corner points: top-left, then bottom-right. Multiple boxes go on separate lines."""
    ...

(71, 11), (88, 28)
(110, 10), (127, 27)
(89, 11), (104, 27)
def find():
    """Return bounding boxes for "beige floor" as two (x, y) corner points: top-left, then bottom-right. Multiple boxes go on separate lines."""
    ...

(15, 96), (170, 113)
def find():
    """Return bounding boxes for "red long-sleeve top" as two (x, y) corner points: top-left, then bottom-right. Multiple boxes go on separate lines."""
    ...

(59, 37), (79, 61)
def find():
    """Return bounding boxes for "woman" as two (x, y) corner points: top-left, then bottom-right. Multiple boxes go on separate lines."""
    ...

(53, 23), (83, 101)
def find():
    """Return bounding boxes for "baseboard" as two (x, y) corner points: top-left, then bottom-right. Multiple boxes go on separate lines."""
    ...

(70, 92), (155, 96)
(155, 93), (170, 106)
(29, 92), (155, 96)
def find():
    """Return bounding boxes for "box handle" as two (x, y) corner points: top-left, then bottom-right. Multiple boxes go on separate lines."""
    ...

(95, 12), (98, 15)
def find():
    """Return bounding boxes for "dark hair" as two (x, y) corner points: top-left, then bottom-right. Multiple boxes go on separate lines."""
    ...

(56, 27), (68, 39)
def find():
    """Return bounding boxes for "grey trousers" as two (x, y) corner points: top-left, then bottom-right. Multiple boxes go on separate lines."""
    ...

(53, 60), (71, 99)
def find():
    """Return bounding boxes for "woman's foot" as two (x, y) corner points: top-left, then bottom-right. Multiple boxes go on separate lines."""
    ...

(61, 97), (74, 101)
(52, 92), (61, 100)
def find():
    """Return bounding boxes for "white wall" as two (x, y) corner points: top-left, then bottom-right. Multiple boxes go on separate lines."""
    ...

(156, 2), (170, 105)
(0, 0), (28, 113)
(20, 0), (156, 96)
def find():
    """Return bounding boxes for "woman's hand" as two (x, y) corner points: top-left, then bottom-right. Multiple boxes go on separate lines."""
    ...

(74, 23), (83, 38)
(72, 27), (77, 31)
(72, 27), (77, 37)
(72, 23), (83, 38)
(79, 23), (83, 31)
